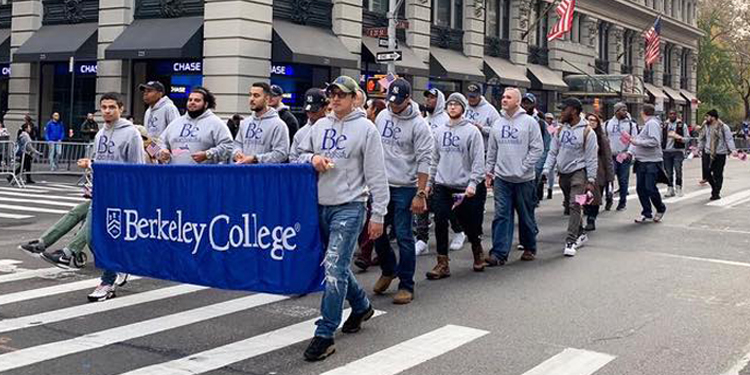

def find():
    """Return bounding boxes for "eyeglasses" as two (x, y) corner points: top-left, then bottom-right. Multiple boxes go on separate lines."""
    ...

(328, 91), (351, 99)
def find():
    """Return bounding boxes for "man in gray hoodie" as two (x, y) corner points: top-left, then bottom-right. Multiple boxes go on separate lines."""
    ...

(233, 82), (290, 164)
(156, 87), (234, 165)
(604, 102), (638, 211)
(141, 81), (181, 140)
(289, 88), (328, 163)
(371, 78), (433, 305)
(485, 88), (544, 266)
(296, 75), (389, 362)
(543, 98), (598, 257)
(698, 109), (737, 200)
(425, 92), (486, 280)
(626, 104), (667, 222)
(424, 88), (449, 130)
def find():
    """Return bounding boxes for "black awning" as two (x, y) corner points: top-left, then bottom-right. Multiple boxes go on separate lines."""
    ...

(273, 20), (358, 69)
(14, 23), (98, 62)
(105, 17), (203, 59)
(429, 47), (484, 82)
(0, 29), (10, 62)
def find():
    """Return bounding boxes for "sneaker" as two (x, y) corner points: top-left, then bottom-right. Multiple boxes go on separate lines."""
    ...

(449, 232), (466, 251)
(304, 336), (335, 361)
(604, 199), (613, 211)
(676, 186), (683, 197)
(654, 210), (666, 223)
(665, 187), (675, 198)
(616, 203), (627, 211)
(353, 257), (370, 271)
(517, 244), (524, 251)
(547, 188), (553, 200)
(18, 240), (46, 256)
(584, 221), (596, 232)
(341, 305), (375, 333)
(415, 240), (429, 256)
(40, 250), (75, 270)
(575, 233), (588, 248)
(563, 207), (570, 216)
(699, 179), (708, 186)
(114, 273), (129, 287)
(564, 242), (577, 257)
(634, 216), (653, 224)
(520, 250), (535, 261)
(710, 195), (721, 201)
(87, 283), (116, 302)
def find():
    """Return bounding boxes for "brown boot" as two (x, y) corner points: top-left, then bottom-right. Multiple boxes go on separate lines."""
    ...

(471, 242), (485, 272)
(426, 255), (451, 280)
(373, 275), (395, 294)
(393, 289), (413, 305)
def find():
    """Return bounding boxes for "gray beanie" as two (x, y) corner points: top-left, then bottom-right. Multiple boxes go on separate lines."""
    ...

(446, 92), (468, 112)
(614, 102), (628, 112)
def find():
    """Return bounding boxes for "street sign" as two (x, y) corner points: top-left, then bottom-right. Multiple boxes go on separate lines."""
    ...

(376, 51), (403, 62)
(378, 38), (398, 48)
(365, 27), (388, 38)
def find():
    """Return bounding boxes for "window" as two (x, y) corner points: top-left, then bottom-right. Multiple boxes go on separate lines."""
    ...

(530, 0), (549, 48)
(485, 0), (510, 39)
(367, 0), (388, 13)
(597, 22), (609, 61)
(622, 30), (634, 70)
(434, 0), (463, 29)
(570, 13), (584, 43)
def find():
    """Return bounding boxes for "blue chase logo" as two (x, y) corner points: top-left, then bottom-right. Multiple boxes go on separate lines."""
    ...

(107, 208), (122, 239)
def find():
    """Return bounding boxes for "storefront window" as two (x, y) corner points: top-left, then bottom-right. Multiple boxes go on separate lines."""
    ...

(271, 63), (331, 124)
(428, 79), (462, 97)
(39, 61), (97, 140)
(131, 59), (203, 125)
(0, 63), (9, 120)
(434, 0), (463, 29)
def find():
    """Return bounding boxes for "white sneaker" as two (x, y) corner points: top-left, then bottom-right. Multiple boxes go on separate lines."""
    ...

(415, 240), (429, 256)
(114, 273), (129, 287)
(517, 244), (525, 251)
(575, 234), (588, 249)
(665, 187), (675, 198)
(564, 242), (577, 257)
(676, 186), (683, 197)
(87, 283), (116, 302)
(449, 232), (466, 251)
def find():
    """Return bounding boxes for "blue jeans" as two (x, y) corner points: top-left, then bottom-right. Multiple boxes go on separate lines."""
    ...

(315, 202), (371, 339)
(375, 187), (417, 292)
(490, 178), (538, 261)
(48, 142), (61, 170)
(635, 161), (666, 218)
(612, 156), (631, 204)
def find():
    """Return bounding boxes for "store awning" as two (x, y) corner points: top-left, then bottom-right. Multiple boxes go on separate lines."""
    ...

(361, 36), (429, 77)
(14, 23), (98, 62)
(527, 64), (567, 91)
(429, 47), (484, 82)
(563, 74), (645, 97)
(483, 56), (530, 88)
(680, 89), (697, 104)
(105, 17), (203, 59)
(273, 20), (358, 69)
(0, 29), (10, 62)
(644, 83), (668, 101)
(662, 86), (686, 105)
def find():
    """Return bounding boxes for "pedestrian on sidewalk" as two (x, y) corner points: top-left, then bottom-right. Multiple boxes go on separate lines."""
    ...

(8, 122), (42, 184)
(484, 88), (543, 266)
(425, 93), (486, 280)
(371, 78), (433, 304)
(141, 81), (180, 141)
(542, 98), (598, 257)
(582, 113), (614, 232)
(232, 82), (290, 164)
(662, 110), (687, 197)
(698, 109), (737, 200)
(45, 112), (65, 171)
(604, 102), (638, 211)
(80, 113), (99, 143)
(627, 104), (667, 223)
(544, 112), (558, 200)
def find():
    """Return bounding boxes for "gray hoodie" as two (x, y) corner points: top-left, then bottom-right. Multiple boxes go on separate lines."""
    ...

(375, 101), (434, 187)
(296, 110), (390, 223)
(233, 108), (289, 163)
(429, 118), (485, 190)
(486, 108), (544, 183)
(425, 90), (449, 132)
(465, 96), (500, 145)
(605, 116), (638, 154)
(289, 119), (314, 163)
(159, 110), (234, 165)
(698, 120), (736, 155)
(93, 118), (145, 164)
(543, 117), (598, 182)
(628, 116), (663, 162)
(144, 96), (181, 139)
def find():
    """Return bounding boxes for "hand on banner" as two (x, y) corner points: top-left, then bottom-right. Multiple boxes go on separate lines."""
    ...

(312, 155), (334, 173)
(157, 149), (172, 163)
(485, 173), (494, 189)
(368, 221), (384, 240)
(77, 158), (91, 169)
(237, 155), (257, 164)
(465, 185), (476, 198)
(620, 131), (632, 146)
(233, 152), (245, 163)
(192, 151), (208, 163)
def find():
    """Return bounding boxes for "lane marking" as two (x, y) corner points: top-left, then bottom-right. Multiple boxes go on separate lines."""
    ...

(0, 203), (68, 214)
(0, 197), (80, 208)
(520, 348), (616, 375)
(0, 267), (71, 284)
(708, 190), (750, 207)
(0, 212), (34, 219)
(0, 276), (143, 307)
(0, 190), (87, 202)
(663, 188), (711, 204)
(649, 252), (750, 269)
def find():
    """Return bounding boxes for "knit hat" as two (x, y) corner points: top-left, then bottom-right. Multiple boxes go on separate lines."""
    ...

(446, 92), (468, 112)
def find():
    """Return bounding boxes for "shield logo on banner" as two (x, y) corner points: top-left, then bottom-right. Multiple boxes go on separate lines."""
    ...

(106, 208), (122, 239)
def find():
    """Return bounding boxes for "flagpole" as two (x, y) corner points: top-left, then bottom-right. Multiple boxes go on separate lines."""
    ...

(521, 0), (558, 41)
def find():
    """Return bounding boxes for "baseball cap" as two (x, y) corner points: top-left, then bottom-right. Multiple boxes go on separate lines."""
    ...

(304, 88), (328, 112)
(466, 83), (483, 98)
(557, 97), (583, 112)
(544, 113), (554, 119)
(522, 93), (537, 104)
(326, 76), (359, 95)
(387, 78), (412, 104)
(138, 81), (165, 93)
(423, 88), (439, 97)
(270, 85), (284, 97)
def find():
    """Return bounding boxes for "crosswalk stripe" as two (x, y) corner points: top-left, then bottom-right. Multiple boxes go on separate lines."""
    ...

(0, 266), (71, 284)
(0, 284), (208, 334)
(46, 183), (83, 191)
(0, 196), (80, 207)
(707, 190), (750, 207)
(0, 190), (87, 202)
(663, 188), (710, 204)
(321, 324), (489, 375)
(520, 348), (616, 375)
(0, 186), (50, 194)
(0, 212), (33, 219)
(0, 293), (289, 373)
(117, 309), (386, 375)
(0, 276), (142, 306)
(0, 203), (68, 214)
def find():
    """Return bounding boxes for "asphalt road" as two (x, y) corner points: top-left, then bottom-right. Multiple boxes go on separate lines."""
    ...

(1, 159), (750, 375)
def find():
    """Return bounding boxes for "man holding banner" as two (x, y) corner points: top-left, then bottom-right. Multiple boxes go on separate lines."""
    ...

(290, 88), (328, 163)
(233, 82), (290, 164)
(296, 75), (389, 361)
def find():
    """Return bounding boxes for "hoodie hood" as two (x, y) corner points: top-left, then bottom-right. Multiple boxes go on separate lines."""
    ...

(111, 118), (133, 130)
(389, 100), (421, 121)
(500, 107), (528, 120)
(253, 107), (280, 121)
(152, 96), (174, 111)
(329, 108), (367, 123)
(448, 118), (472, 128)
(431, 90), (446, 116)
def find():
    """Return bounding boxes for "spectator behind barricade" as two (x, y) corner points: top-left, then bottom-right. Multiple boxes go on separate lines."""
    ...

(23, 114), (39, 140)
(226, 114), (242, 138)
(8, 122), (42, 184)
(45, 112), (65, 171)
(80, 113), (99, 143)
(269, 85), (299, 143)
(365, 99), (386, 123)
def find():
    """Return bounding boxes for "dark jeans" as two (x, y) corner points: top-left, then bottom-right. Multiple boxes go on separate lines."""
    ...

(14, 155), (32, 181)
(375, 187), (417, 292)
(559, 170), (587, 243)
(432, 184), (486, 256)
(635, 161), (666, 218)
(490, 178), (538, 261)
(414, 200), (463, 242)
(703, 153), (727, 198)
(609, 156), (631, 204)
(663, 151), (684, 188)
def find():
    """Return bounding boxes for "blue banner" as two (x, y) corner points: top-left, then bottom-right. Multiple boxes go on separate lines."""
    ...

(91, 163), (324, 294)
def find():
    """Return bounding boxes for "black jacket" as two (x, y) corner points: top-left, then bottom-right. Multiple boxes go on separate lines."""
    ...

(662, 120), (686, 150)
(277, 107), (299, 144)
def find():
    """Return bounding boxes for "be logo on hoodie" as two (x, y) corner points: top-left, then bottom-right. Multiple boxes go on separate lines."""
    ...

(381, 120), (402, 145)
(97, 135), (116, 155)
(177, 123), (200, 141)
(441, 132), (461, 150)
(321, 128), (349, 158)
(499, 125), (521, 143)
(466, 110), (480, 123)
(243, 122), (264, 143)
(148, 116), (161, 133)
(560, 130), (580, 148)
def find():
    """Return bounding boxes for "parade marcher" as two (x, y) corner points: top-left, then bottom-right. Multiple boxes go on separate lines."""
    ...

(371, 78), (432, 304)
(663, 110), (687, 197)
(232, 82), (290, 164)
(45, 112), (65, 171)
(484, 88), (543, 266)
(605, 102), (638, 211)
(7, 122), (42, 184)
(542, 98), (598, 257)
(80, 113), (99, 143)
(269, 84), (300, 142)
(226, 114), (242, 139)
(544, 112), (557, 200)
(519, 93), (550, 206)
(157, 87), (234, 165)
(141, 81), (180, 140)
(296, 75), (389, 361)
(289, 88), (328, 163)
(365, 98), (386, 123)
(698, 109), (737, 200)
(426, 93), (486, 279)
(582, 114), (614, 231)
(626, 104), (667, 223)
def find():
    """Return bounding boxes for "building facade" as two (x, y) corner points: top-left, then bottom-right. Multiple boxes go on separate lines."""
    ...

(0, 0), (701, 135)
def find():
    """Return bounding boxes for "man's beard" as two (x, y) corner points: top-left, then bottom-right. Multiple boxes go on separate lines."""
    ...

(426, 105), (435, 114)
(188, 106), (207, 119)
(448, 112), (463, 120)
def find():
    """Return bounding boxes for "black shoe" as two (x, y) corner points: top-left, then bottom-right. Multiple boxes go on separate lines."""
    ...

(563, 207), (570, 216)
(584, 221), (596, 232)
(25, 179), (36, 184)
(710, 195), (721, 201)
(547, 189), (553, 200)
(5, 175), (11, 183)
(18, 240), (46, 256)
(616, 203), (626, 211)
(605, 199), (613, 211)
(341, 305), (374, 333)
(40, 250), (75, 269)
(304, 336), (335, 361)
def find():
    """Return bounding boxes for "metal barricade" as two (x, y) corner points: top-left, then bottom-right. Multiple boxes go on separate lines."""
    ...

(0, 140), (24, 186)
(18, 141), (93, 180)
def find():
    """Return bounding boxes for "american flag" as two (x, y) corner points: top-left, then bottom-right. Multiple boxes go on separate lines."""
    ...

(547, 0), (576, 41)
(643, 16), (662, 67)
